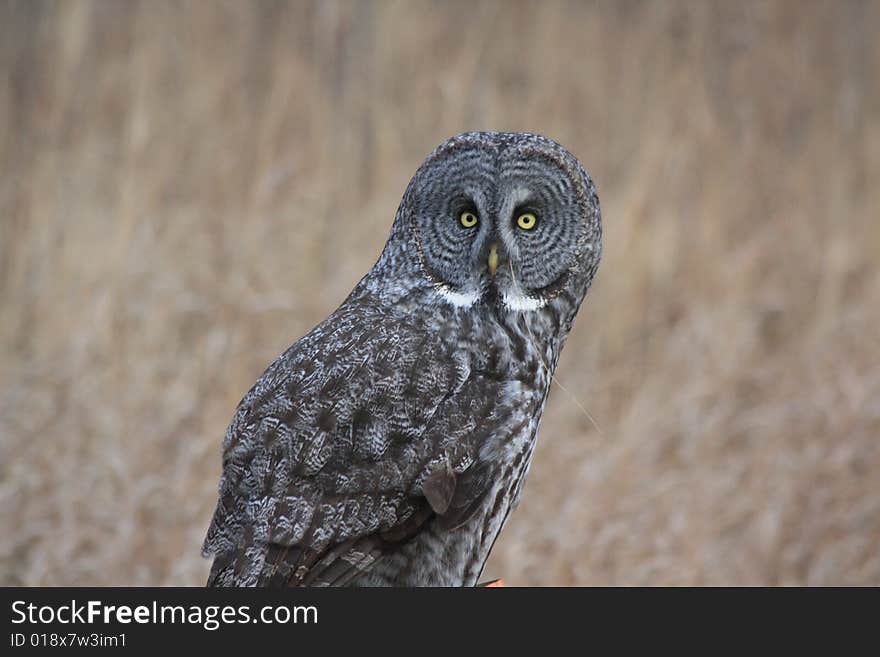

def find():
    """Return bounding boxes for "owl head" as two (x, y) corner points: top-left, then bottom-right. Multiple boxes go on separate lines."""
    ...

(378, 132), (601, 316)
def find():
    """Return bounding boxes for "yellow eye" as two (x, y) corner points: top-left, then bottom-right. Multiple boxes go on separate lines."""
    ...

(460, 211), (479, 228)
(516, 212), (538, 230)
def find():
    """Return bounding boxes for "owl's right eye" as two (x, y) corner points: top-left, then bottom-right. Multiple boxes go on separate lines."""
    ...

(459, 211), (479, 228)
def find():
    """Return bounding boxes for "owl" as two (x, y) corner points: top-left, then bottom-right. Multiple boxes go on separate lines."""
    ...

(203, 132), (602, 586)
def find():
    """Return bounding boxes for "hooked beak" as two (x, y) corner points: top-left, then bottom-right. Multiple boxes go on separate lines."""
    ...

(488, 243), (499, 277)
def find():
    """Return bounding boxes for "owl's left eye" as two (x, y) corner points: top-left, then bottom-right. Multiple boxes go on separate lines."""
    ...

(516, 212), (538, 230)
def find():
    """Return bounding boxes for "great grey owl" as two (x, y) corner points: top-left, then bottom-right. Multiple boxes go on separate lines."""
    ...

(203, 131), (602, 586)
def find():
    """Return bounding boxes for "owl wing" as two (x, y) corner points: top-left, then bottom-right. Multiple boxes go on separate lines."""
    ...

(203, 299), (508, 586)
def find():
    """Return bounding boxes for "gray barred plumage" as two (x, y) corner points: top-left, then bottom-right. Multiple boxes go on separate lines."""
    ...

(203, 132), (602, 586)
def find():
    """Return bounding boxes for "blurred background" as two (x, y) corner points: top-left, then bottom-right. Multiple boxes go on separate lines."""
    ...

(1, 0), (879, 586)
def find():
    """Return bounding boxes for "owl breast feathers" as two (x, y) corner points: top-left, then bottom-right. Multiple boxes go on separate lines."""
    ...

(203, 132), (601, 586)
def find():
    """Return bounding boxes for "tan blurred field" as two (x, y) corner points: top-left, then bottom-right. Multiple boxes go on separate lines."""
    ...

(1, 0), (879, 586)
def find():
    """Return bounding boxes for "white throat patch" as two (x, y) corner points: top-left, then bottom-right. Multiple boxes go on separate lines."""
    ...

(435, 285), (547, 312)
(436, 285), (480, 308)
(502, 292), (547, 312)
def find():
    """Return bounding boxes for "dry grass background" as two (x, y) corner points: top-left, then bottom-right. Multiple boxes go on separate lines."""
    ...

(1, 0), (879, 586)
